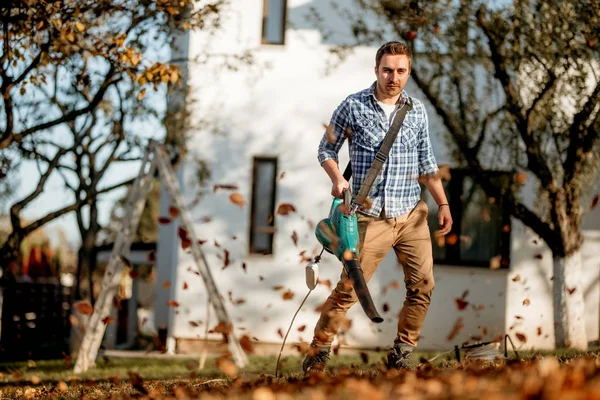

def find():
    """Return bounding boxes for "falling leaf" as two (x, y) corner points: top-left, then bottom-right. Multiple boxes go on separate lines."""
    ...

(291, 231), (299, 247)
(537, 327), (543, 336)
(259, 275), (265, 281)
(102, 316), (115, 325)
(298, 325), (306, 332)
(162, 281), (171, 289)
(446, 317), (464, 341)
(566, 287), (576, 295)
(512, 274), (521, 282)
(455, 298), (469, 311)
(515, 332), (527, 343)
(489, 255), (502, 270)
(591, 195), (599, 209)
(147, 251), (156, 263)
(282, 289), (295, 300)
(181, 238), (192, 250)
(221, 249), (230, 269)
(279, 171), (286, 180)
(523, 298), (531, 306)
(31, 375), (41, 385)
(177, 227), (188, 241)
(158, 217), (171, 225)
(75, 302), (94, 315)
(168, 206), (180, 218)
(360, 352), (369, 364)
(56, 382), (68, 392)
(272, 285), (284, 291)
(75, 21), (85, 32)
(277, 328), (284, 339)
(229, 193), (246, 208)
(137, 88), (146, 101)
(213, 184), (239, 192)
(503, 225), (511, 233)
(515, 172), (527, 184)
(382, 303), (390, 313)
(167, 300), (180, 308)
(240, 335), (254, 353)
(183, 282), (188, 290)
(212, 322), (233, 335)
(241, 263), (247, 273)
(189, 321), (200, 327)
(446, 233), (458, 246)
(277, 203), (296, 216)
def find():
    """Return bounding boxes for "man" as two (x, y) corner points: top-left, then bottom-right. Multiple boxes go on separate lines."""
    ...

(304, 41), (452, 372)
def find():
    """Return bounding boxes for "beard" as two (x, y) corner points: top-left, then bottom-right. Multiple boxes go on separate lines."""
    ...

(379, 81), (402, 97)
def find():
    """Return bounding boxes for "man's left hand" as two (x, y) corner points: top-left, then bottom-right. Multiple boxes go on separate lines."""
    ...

(438, 206), (453, 235)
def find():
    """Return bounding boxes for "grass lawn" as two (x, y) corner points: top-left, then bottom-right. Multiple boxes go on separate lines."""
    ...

(0, 348), (598, 399)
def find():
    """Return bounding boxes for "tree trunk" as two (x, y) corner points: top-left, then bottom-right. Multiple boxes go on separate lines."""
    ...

(553, 249), (588, 350)
(75, 233), (97, 303)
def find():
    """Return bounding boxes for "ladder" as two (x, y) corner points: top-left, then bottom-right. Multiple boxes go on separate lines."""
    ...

(74, 140), (248, 373)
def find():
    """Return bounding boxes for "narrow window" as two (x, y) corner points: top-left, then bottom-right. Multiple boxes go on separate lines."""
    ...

(262, 0), (287, 45)
(249, 157), (278, 254)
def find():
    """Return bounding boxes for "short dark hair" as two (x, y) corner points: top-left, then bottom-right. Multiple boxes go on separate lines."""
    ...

(375, 41), (413, 69)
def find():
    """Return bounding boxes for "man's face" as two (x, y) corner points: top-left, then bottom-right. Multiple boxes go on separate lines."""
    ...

(374, 54), (411, 99)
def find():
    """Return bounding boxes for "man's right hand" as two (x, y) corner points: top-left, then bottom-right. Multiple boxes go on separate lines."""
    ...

(331, 178), (350, 198)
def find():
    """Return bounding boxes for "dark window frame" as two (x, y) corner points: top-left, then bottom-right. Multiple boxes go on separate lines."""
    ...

(423, 169), (512, 268)
(248, 156), (278, 255)
(261, 0), (288, 45)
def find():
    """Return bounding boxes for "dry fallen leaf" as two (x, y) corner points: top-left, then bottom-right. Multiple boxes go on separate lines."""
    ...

(523, 298), (531, 306)
(298, 325), (306, 332)
(168, 206), (180, 218)
(276, 203), (296, 215)
(282, 289), (295, 300)
(229, 193), (246, 208)
(515, 332), (527, 343)
(158, 217), (171, 225)
(446, 317), (464, 341)
(75, 301), (94, 315)
(167, 300), (180, 308)
(515, 172), (528, 184)
(512, 274), (521, 282)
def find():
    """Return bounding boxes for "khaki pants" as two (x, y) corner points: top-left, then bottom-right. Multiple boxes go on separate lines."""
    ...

(312, 199), (435, 348)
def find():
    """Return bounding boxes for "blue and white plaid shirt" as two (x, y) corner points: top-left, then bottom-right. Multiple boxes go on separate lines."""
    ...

(318, 82), (439, 218)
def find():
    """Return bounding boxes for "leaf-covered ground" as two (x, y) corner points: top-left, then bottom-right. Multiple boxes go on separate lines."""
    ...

(0, 350), (599, 399)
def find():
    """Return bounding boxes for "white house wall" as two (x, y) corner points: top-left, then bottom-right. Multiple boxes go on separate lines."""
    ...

(158, 0), (600, 352)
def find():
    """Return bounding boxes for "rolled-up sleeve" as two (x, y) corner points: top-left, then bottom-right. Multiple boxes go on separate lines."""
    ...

(317, 100), (351, 165)
(417, 106), (439, 176)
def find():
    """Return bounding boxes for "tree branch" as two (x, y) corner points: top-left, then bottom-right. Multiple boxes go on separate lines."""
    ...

(0, 65), (121, 150)
(476, 5), (555, 190)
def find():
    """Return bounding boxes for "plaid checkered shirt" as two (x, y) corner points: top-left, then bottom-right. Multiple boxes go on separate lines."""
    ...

(317, 82), (439, 218)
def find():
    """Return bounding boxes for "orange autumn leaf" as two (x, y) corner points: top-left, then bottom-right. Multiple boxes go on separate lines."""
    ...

(102, 316), (115, 325)
(515, 172), (528, 184)
(282, 289), (295, 300)
(276, 203), (296, 216)
(512, 274), (521, 282)
(183, 282), (188, 290)
(75, 302), (94, 315)
(167, 300), (179, 308)
(291, 231), (299, 247)
(239, 335), (254, 353)
(447, 317), (464, 341)
(158, 216), (171, 225)
(229, 193), (246, 208)
(523, 298), (531, 306)
(298, 325), (306, 332)
(515, 332), (527, 343)
(168, 206), (180, 218)
(162, 281), (171, 289)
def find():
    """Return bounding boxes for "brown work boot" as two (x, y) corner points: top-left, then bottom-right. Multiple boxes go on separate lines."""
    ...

(302, 343), (331, 373)
(386, 343), (415, 370)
